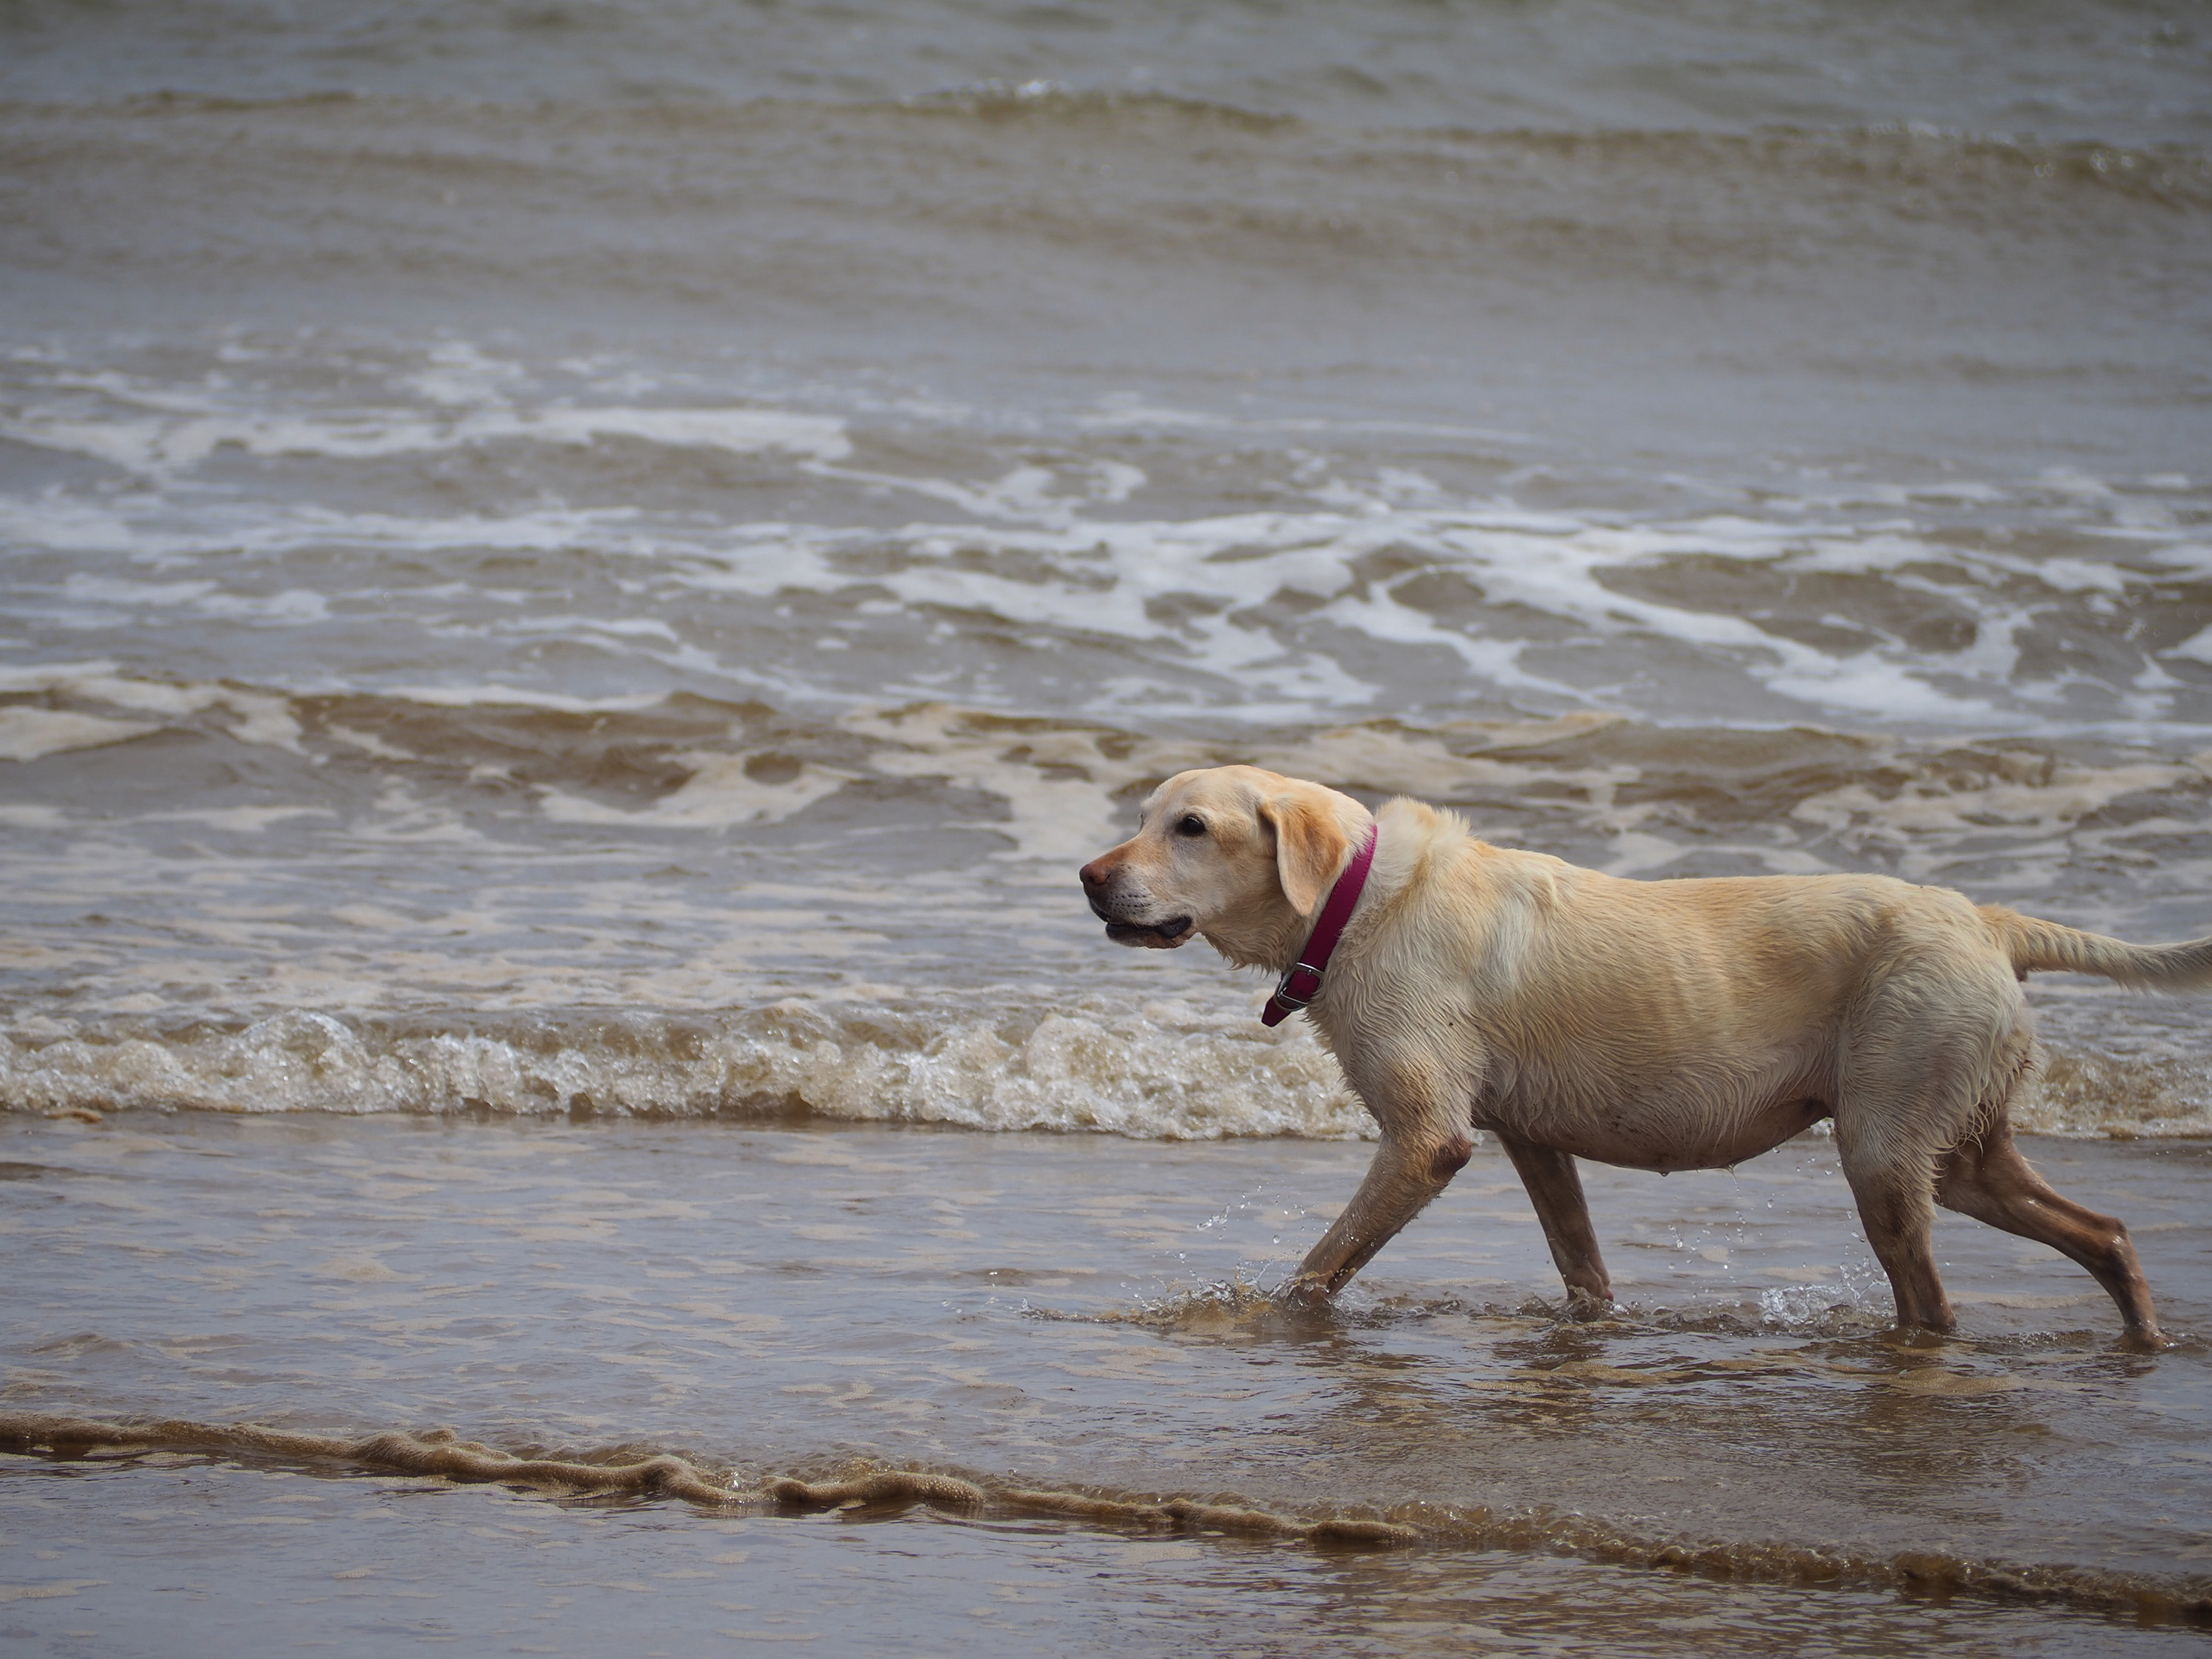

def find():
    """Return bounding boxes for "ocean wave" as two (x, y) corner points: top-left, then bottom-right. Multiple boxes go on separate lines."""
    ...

(10, 667), (2212, 881)
(0, 1004), (1374, 1138)
(4, 1001), (2206, 1141)
(7, 473), (2211, 734)
(900, 83), (1301, 136)
(0, 385), (849, 476)
(7, 88), (2208, 204)
(4, 95), (2202, 323)
(5, 0), (2208, 158)
(6, 325), (2208, 733)
(8, 667), (2212, 962)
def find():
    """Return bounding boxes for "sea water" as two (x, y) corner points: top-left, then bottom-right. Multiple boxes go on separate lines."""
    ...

(2, 1), (2211, 1650)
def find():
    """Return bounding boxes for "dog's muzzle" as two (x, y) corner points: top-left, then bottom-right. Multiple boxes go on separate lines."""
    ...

(1082, 866), (1194, 949)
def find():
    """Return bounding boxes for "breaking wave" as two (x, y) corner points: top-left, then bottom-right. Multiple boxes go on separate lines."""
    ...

(5, 1000), (2207, 1140)
(0, 1002), (1371, 1140)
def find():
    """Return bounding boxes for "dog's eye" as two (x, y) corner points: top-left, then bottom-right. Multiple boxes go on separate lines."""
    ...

(1175, 814), (1206, 837)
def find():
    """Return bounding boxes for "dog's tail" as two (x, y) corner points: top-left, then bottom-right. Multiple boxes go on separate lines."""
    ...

(1980, 905), (2212, 988)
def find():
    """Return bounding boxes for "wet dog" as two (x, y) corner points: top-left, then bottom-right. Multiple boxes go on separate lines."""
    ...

(1079, 765), (2212, 1346)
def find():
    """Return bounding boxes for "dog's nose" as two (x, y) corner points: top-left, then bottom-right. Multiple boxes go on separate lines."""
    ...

(1078, 856), (1112, 891)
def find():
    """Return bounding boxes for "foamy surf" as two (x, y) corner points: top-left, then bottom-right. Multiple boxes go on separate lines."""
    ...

(0, 1002), (1371, 1138)
(8, 667), (2212, 1142)
(5, 333), (2211, 732)
(5, 1001), (2207, 1140)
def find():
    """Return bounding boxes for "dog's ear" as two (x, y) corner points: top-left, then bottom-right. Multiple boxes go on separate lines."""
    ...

(1262, 793), (1349, 917)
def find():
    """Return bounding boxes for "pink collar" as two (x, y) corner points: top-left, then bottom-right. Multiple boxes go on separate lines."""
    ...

(1260, 822), (1378, 1027)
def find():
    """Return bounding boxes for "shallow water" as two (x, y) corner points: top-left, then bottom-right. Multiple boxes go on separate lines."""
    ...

(4, 0), (2212, 1647)
(4, 1463), (2209, 1658)
(4, 1110), (2211, 1644)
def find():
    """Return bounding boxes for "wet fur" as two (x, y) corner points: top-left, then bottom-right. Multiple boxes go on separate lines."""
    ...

(1079, 765), (2209, 1346)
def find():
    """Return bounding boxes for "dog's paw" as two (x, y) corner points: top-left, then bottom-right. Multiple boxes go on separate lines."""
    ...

(1560, 1288), (1621, 1324)
(1273, 1275), (1335, 1312)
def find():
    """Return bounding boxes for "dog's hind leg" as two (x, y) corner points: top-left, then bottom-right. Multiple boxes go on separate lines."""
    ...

(1936, 1126), (2163, 1348)
(1839, 1152), (1955, 1335)
(1834, 964), (2042, 1338)
(1834, 1095), (1958, 1336)
(1499, 1135), (1613, 1315)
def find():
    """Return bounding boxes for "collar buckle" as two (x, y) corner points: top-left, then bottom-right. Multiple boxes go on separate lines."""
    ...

(1269, 961), (1326, 1012)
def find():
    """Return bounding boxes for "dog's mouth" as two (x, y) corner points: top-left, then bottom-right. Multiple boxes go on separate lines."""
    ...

(1104, 917), (1195, 949)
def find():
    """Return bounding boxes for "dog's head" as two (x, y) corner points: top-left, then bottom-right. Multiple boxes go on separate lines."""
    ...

(1077, 766), (1371, 963)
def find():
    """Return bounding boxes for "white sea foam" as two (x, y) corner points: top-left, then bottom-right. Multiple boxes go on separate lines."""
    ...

(0, 663), (305, 751)
(9, 658), (2205, 909)
(3, 998), (2203, 1140)
(7, 350), (2208, 732)
(0, 706), (158, 762)
(0, 1003), (1374, 1140)
(537, 752), (852, 829)
(640, 481), (2208, 730)
(0, 374), (852, 473)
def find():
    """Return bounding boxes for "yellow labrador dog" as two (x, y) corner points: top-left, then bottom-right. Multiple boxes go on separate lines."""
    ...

(1079, 765), (2212, 1347)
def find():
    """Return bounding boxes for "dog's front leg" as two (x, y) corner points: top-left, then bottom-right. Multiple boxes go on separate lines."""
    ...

(1284, 1054), (1474, 1302)
(1284, 1131), (1472, 1301)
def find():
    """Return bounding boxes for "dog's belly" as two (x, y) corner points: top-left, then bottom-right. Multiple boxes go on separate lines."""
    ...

(1472, 1090), (1829, 1174)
